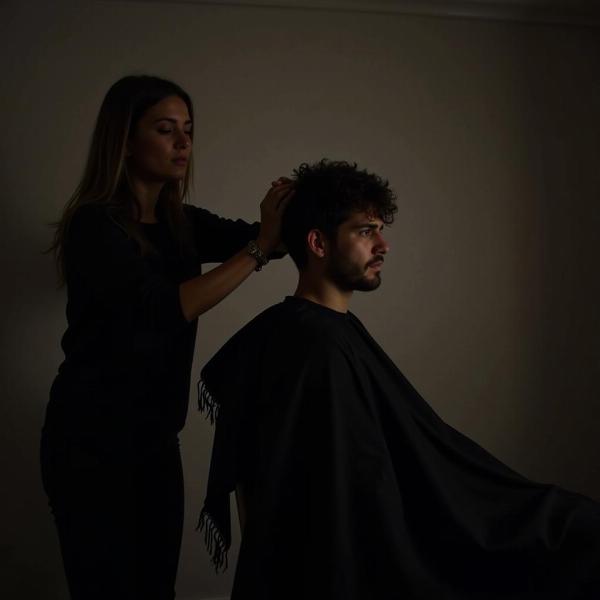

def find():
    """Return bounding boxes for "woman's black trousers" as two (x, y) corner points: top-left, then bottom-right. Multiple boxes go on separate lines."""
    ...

(40, 428), (184, 600)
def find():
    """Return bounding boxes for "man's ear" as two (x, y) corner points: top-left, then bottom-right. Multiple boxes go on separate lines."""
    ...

(306, 229), (327, 259)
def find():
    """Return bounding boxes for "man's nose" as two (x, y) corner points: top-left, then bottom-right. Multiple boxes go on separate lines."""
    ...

(374, 232), (389, 254)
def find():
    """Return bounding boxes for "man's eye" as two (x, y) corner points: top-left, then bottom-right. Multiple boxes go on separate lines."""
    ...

(360, 229), (372, 236)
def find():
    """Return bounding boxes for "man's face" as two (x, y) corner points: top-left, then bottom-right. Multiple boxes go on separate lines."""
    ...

(325, 211), (389, 292)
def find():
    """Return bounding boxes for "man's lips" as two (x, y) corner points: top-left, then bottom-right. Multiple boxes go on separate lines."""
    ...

(367, 257), (384, 270)
(173, 157), (188, 165)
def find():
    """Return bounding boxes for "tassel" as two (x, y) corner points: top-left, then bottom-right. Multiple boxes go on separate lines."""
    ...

(198, 379), (220, 424)
(197, 508), (228, 572)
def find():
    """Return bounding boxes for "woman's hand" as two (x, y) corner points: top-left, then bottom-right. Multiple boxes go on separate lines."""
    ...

(179, 177), (294, 321)
(256, 178), (295, 254)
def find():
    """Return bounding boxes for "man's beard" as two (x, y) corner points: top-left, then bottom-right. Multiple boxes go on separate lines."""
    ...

(326, 251), (383, 292)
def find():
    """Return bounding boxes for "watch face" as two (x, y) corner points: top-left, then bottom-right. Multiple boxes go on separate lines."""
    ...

(248, 241), (261, 263)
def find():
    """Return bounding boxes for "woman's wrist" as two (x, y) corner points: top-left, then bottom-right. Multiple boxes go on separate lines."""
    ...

(255, 235), (276, 256)
(247, 240), (269, 271)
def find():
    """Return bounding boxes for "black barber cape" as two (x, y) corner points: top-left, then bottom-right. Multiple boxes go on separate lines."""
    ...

(198, 296), (600, 599)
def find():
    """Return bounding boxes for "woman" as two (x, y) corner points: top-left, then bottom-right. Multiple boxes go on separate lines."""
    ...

(41, 75), (293, 600)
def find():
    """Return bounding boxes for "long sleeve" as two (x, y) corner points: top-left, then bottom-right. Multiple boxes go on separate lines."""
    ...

(184, 204), (260, 264)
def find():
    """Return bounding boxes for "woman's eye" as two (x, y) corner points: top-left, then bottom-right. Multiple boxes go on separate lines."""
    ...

(158, 129), (173, 134)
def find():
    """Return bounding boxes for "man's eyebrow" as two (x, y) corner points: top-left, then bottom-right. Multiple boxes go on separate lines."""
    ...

(153, 117), (193, 125)
(353, 222), (384, 230)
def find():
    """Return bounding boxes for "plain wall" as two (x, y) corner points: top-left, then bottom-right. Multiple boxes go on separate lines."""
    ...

(1, 1), (599, 598)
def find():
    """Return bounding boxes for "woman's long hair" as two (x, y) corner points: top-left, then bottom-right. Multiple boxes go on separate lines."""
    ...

(49, 75), (195, 285)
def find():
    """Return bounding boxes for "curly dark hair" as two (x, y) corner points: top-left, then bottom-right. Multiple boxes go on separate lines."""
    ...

(281, 159), (397, 269)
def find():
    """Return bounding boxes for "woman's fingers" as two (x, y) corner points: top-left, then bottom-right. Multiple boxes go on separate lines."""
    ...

(258, 180), (295, 253)
(271, 176), (293, 187)
(262, 183), (294, 207)
(275, 187), (294, 210)
(270, 182), (293, 194)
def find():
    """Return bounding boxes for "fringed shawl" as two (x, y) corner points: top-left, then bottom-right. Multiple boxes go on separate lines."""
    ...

(197, 303), (268, 572)
(198, 296), (600, 598)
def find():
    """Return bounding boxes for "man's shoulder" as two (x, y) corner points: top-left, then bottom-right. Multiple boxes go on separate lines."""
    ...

(201, 298), (356, 397)
(246, 298), (349, 351)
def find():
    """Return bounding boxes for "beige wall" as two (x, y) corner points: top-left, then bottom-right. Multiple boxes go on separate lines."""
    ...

(1, 1), (599, 598)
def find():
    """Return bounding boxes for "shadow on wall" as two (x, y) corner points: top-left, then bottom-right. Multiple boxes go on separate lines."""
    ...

(1, 220), (68, 597)
(509, 29), (600, 495)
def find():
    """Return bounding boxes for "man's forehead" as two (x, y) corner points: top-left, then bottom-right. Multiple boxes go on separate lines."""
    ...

(343, 210), (384, 226)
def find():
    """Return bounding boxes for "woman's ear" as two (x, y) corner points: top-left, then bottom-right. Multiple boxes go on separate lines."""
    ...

(306, 229), (327, 260)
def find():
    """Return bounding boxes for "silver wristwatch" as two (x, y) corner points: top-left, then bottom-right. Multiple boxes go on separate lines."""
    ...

(247, 240), (269, 271)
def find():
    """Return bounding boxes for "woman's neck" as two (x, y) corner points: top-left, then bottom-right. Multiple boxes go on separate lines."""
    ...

(129, 176), (164, 223)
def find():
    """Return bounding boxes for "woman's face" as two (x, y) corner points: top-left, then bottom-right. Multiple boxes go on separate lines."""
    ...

(127, 95), (192, 183)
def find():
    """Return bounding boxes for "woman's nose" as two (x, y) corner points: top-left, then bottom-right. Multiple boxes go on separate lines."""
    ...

(175, 131), (190, 148)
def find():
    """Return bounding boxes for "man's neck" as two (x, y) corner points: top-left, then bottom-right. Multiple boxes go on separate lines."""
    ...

(294, 275), (352, 313)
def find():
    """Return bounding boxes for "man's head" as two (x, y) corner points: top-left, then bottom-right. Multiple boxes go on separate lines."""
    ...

(282, 159), (397, 291)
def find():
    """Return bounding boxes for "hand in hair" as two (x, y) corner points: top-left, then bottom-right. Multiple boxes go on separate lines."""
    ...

(257, 179), (294, 255)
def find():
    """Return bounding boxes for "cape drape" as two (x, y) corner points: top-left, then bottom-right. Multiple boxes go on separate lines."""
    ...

(198, 296), (600, 599)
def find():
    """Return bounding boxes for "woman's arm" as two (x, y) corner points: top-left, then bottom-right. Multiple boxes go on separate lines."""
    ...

(179, 243), (264, 321)
(179, 180), (293, 321)
(66, 182), (293, 329)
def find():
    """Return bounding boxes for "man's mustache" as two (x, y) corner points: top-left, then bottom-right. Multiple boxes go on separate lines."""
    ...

(366, 255), (385, 267)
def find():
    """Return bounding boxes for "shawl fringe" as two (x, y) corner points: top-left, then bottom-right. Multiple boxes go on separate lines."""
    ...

(197, 508), (229, 572)
(198, 379), (219, 424)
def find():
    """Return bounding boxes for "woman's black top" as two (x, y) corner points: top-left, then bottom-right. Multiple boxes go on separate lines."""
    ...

(45, 203), (259, 443)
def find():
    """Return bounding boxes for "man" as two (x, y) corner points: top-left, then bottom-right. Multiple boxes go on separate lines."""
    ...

(198, 160), (600, 599)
